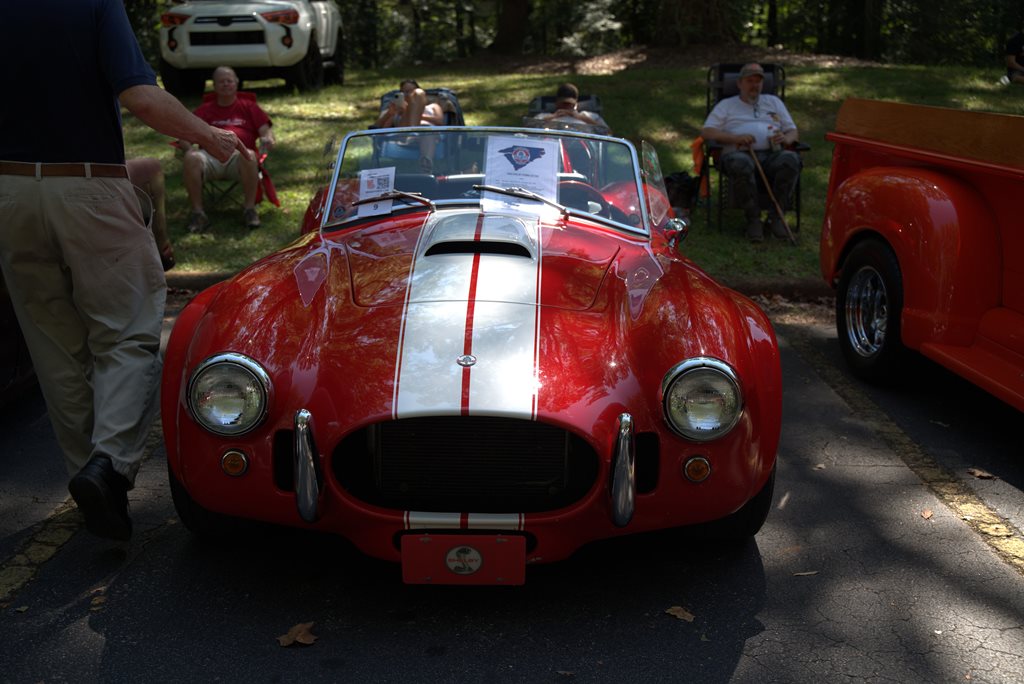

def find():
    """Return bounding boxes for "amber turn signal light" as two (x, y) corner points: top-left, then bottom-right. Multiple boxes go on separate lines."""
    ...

(683, 456), (711, 483)
(221, 450), (249, 477)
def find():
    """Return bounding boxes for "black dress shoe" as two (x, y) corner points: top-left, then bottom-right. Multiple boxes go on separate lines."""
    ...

(68, 455), (132, 541)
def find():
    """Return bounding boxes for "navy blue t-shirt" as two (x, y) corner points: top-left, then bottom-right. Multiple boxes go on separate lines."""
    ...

(0, 0), (157, 164)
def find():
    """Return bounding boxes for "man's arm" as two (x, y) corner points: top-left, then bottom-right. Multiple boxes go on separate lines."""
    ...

(258, 123), (275, 152)
(119, 84), (250, 162)
(701, 126), (755, 148)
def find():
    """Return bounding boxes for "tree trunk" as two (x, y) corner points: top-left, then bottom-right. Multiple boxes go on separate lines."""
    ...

(490, 0), (530, 54)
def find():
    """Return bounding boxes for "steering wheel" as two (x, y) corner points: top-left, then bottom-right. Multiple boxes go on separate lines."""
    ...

(558, 180), (611, 218)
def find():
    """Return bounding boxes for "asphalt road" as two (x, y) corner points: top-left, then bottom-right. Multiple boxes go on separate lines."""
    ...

(1, 295), (1022, 683)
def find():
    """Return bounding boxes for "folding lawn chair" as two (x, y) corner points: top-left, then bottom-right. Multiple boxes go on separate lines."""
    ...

(700, 63), (808, 233)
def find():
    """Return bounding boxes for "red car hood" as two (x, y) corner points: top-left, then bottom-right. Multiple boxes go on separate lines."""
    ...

(344, 208), (618, 311)
(195, 207), (743, 430)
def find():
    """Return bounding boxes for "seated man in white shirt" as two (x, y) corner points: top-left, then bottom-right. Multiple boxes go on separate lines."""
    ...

(701, 63), (801, 242)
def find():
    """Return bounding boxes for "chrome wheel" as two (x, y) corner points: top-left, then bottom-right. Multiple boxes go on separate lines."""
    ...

(844, 265), (888, 358)
(836, 239), (904, 382)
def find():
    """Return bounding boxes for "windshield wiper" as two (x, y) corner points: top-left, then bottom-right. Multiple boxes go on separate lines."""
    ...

(473, 184), (569, 219)
(351, 190), (435, 210)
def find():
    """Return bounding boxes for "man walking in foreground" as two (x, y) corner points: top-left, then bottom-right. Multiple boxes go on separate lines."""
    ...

(0, 0), (250, 540)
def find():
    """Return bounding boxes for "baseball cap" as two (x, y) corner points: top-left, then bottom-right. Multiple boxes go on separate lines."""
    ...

(739, 64), (765, 79)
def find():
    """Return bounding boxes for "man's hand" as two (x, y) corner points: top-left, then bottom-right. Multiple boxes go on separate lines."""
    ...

(203, 127), (252, 163)
(733, 133), (756, 148)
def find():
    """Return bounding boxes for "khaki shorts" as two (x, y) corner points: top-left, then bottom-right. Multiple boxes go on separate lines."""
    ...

(199, 149), (243, 180)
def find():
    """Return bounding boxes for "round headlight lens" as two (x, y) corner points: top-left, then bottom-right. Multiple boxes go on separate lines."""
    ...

(662, 359), (742, 441)
(187, 354), (270, 436)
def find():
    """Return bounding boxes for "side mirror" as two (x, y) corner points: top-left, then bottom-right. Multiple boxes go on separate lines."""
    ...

(662, 216), (689, 250)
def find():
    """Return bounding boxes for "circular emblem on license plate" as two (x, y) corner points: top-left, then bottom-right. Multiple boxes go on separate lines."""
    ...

(446, 545), (482, 575)
(456, 354), (477, 367)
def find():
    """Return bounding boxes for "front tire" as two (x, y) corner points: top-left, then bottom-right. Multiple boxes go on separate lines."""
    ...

(168, 460), (241, 539)
(711, 464), (776, 540)
(836, 239), (905, 382)
(286, 37), (324, 92)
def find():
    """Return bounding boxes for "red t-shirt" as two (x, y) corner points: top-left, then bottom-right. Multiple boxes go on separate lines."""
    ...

(193, 97), (271, 151)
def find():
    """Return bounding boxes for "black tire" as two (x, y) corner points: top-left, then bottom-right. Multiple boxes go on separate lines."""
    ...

(710, 464), (776, 540)
(324, 29), (344, 85)
(836, 239), (905, 383)
(159, 58), (206, 99)
(286, 36), (324, 92)
(167, 459), (241, 539)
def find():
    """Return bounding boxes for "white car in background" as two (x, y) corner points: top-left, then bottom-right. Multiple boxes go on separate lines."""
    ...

(159, 0), (344, 96)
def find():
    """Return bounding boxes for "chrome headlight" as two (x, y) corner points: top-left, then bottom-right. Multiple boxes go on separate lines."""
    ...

(662, 358), (742, 441)
(187, 353), (271, 436)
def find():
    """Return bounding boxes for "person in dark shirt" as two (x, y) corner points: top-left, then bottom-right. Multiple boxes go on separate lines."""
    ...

(0, 0), (249, 541)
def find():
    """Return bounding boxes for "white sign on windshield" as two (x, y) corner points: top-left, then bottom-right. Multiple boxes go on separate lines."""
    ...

(481, 136), (559, 214)
(356, 166), (397, 218)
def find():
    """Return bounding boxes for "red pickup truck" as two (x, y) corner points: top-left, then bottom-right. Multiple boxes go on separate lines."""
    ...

(820, 98), (1024, 412)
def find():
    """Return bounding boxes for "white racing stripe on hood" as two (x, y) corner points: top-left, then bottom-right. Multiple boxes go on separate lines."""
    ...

(393, 212), (542, 419)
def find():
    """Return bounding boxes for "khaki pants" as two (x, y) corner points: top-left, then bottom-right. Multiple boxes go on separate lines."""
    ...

(0, 173), (165, 484)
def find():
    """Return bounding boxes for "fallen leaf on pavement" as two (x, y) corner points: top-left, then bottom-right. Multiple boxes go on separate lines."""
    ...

(967, 468), (996, 480)
(665, 606), (695, 622)
(277, 621), (318, 647)
(793, 571), (819, 577)
(921, 509), (933, 520)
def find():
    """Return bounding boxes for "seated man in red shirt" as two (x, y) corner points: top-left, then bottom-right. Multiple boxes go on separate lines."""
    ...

(177, 65), (275, 231)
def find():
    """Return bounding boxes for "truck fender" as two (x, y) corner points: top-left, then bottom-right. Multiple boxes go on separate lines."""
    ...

(821, 166), (1000, 348)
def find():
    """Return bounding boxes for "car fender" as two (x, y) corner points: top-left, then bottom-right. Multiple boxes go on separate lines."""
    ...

(625, 253), (781, 502)
(821, 166), (1001, 349)
(162, 282), (226, 474)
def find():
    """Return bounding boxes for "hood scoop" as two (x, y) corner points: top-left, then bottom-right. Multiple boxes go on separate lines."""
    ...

(421, 211), (538, 260)
(424, 240), (532, 258)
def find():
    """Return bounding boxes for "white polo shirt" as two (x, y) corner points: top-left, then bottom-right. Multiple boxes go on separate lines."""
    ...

(703, 94), (797, 153)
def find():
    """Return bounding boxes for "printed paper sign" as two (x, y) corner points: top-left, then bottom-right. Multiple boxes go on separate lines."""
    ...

(481, 136), (559, 215)
(357, 167), (397, 218)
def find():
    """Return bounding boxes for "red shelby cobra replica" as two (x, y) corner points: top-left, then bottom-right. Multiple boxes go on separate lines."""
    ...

(163, 127), (782, 584)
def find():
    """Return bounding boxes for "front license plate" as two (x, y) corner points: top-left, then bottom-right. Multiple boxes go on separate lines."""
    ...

(400, 534), (526, 585)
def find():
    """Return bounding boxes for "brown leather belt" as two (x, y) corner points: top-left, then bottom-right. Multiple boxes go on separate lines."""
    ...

(0, 161), (129, 179)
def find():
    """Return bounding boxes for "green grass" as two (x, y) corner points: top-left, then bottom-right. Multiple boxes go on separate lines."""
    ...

(122, 59), (1024, 282)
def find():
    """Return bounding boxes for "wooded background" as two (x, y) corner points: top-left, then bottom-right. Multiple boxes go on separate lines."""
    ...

(132, 1), (1024, 69)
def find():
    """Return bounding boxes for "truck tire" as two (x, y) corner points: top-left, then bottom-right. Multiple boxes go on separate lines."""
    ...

(324, 29), (344, 85)
(159, 59), (206, 99)
(286, 37), (324, 92)
(836, 239), (905, 382)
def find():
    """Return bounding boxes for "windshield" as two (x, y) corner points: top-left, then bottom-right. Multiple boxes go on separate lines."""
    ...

(320, 127), (657, 236)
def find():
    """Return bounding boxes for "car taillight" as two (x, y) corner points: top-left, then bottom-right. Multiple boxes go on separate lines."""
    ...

(160, 12), (189, 27)
(261, 9), (299, 24)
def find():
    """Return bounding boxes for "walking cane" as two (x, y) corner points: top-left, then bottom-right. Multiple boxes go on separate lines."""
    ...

(748, 147), (796, 245)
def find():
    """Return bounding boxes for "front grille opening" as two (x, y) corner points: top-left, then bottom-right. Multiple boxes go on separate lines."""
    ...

(189, 30), (265, 46)
(333, 416), (599, 513)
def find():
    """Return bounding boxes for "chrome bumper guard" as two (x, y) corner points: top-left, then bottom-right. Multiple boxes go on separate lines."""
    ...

(294, 408), (321, 522)
(611, 412), (636, 527)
